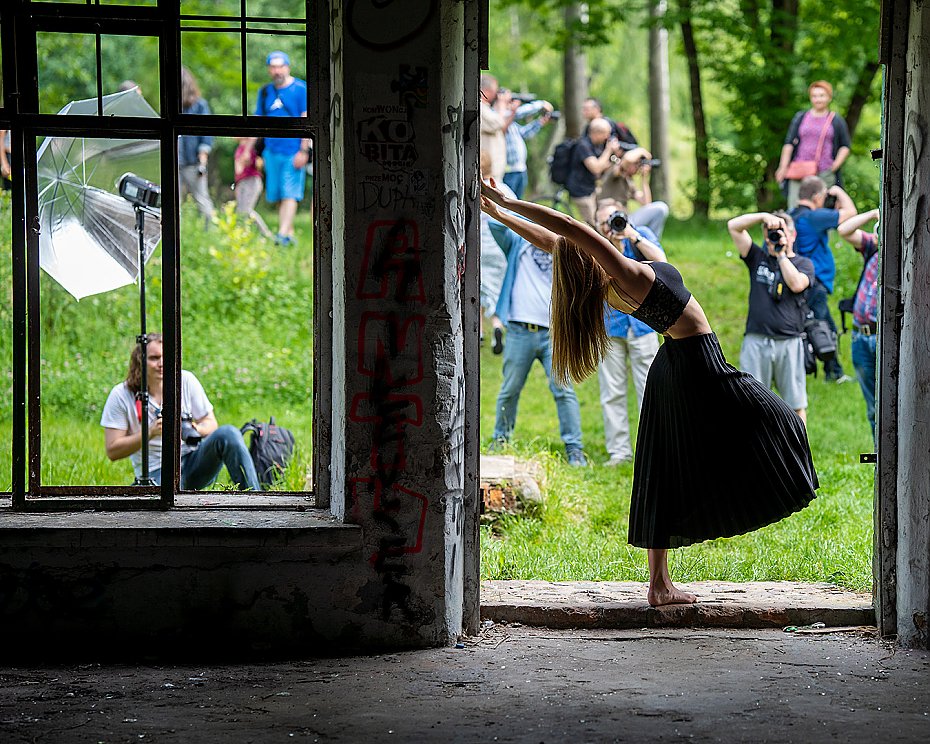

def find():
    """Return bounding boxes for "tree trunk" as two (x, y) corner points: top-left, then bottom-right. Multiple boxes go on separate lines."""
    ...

(563, 4), (589, 139)
(758, 0), (801, 207)
(845, 59), (881, 140)
(648, 0), (671, 203)
(679, 0), (709, 218)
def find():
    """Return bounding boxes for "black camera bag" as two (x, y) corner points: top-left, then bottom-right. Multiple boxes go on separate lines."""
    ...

(804, 317), (837, 362)
(240, 417), (295, 489)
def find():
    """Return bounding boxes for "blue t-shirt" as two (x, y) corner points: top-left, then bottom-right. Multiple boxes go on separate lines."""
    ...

(255, 78), (308, 155)
(790, 205), (839, 292)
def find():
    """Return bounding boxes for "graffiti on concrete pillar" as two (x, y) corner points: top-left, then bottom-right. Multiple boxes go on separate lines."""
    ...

(346, 0), (438, 52)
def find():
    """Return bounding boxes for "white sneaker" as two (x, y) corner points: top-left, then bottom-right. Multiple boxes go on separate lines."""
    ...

(606, 455), (632, 467)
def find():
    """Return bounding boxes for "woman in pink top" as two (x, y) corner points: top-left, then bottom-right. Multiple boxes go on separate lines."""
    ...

(233, 137), (274, 239)
(776, 81), (852, 209)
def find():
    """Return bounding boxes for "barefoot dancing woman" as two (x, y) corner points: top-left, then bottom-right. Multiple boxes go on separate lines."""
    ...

(480, 180), (818, 607)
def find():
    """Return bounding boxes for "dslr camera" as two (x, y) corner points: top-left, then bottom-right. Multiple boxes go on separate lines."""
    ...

(823, 193), (838, 209)
(180, 412), (203, 447)
(607, 211), (629, 233)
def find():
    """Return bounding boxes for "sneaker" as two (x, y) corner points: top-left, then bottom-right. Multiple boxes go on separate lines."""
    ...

(833, 374), (853, 384)
(492, 327), (504, 355)
(566, 447), (588, 467)
(276, 233), (295, 246)
(606, 455), (632, 467)
(487, 437), (508, 453)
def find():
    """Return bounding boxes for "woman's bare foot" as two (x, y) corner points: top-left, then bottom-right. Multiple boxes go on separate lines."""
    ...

(647, 585), (698, 607)
(645, 548), (698, 606)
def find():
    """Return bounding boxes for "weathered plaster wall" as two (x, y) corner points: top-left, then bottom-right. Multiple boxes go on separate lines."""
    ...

(336, 0), (469, 646)
(895, 0), (930, 648)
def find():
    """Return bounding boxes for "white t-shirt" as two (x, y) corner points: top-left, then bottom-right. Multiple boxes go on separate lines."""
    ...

(509, 243), (552, 327)
(100, 370), (213, 477)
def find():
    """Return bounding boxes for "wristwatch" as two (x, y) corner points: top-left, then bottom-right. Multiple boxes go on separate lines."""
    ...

(630, 233), (642, 246)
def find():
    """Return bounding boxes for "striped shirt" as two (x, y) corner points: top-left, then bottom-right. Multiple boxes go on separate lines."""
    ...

(853, 233), (879, 326)
(504, 101), (548, 174)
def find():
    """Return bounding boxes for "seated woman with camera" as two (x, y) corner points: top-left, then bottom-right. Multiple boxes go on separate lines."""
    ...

(100, 333), (260, 490)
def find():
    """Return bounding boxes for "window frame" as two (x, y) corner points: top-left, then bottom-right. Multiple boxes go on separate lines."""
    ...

(2, 0), (327, 511)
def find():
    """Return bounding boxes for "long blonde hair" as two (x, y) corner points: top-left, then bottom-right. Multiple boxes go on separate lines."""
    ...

(550, 237), (611, 385)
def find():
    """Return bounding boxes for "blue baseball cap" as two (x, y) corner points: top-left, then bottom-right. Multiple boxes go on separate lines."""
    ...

(266, 51), (290, 66)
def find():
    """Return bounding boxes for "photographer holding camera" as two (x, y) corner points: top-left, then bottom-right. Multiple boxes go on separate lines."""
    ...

(503, 91), (554, 199)
(598, 146), (670, 239)
(789, 175), (857, 382)
(101, 333), (261, 490)
(727, 211), (815, 424)
(594, 200), (666, 465)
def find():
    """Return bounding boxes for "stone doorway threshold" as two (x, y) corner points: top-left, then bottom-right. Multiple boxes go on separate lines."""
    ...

(481, 580), (874, 629)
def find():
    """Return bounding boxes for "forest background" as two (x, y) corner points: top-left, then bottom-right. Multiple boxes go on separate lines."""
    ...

(490, 0), (882, 217)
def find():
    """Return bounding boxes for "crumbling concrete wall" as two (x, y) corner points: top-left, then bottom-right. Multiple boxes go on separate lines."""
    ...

(329, 0), (471, 646)
(0, 0), (477, 658)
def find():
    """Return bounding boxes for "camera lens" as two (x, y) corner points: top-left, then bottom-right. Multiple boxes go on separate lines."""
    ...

(608, 211), (628, 233)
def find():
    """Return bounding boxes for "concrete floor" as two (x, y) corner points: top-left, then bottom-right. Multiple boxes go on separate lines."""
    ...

(2, 625), (929, 743)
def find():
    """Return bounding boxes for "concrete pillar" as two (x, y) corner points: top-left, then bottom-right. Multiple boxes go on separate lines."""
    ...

(329, 0), (470, 645)
(895, 0), (930, 648)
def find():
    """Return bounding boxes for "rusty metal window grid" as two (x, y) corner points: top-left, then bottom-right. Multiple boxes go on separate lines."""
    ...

(1, 0), (321, 510)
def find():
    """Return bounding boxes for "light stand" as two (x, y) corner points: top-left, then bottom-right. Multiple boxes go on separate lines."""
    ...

(118, 172), (162, 488)
(132, 204), (157, 486)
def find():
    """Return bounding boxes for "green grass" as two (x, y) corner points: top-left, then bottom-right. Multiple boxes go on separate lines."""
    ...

(0, 193), (875, 589)
(479, 217), (875, 591)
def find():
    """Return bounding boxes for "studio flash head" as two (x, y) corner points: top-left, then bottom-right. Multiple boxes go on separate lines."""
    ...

(117, 172), (161, 210)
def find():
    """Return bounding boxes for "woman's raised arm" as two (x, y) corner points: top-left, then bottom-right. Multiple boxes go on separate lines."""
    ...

(482, 179), (643, 282)
(480, 194), (561, 254)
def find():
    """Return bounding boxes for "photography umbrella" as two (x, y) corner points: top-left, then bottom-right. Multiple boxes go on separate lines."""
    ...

(36, 88), (161, 300)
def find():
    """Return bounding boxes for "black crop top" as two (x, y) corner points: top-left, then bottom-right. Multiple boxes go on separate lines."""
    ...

(630, 261), (692, 334)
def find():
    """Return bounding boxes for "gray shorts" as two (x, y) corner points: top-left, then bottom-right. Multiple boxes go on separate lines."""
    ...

(739, 334), (808, 411)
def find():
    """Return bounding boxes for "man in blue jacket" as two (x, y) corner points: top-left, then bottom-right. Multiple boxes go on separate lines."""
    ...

(593, 200), (665, 465)
(487, 198), (587, 466)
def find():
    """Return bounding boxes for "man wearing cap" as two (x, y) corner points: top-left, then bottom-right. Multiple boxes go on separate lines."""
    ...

(255, 50), (309, 246)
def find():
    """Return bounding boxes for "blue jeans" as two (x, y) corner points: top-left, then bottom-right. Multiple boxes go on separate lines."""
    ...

(181, 424), (261, 491)
(493, 322), (583, 449)
(851, 331), (877, 441)
(503, 170), (528, 200)
(807, 281), (845, 379)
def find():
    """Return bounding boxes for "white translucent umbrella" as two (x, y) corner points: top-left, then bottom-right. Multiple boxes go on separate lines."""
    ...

(36, 88), (162, 300)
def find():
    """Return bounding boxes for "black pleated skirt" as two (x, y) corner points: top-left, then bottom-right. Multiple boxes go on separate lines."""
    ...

(628, 333), (819, 549)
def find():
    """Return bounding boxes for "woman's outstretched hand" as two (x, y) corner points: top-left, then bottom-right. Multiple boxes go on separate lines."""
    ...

(480, 193), (503, 221)
(481, 177), (508, 206)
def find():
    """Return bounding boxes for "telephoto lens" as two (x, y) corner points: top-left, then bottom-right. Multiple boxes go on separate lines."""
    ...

(767, 229), (784, 246)
(608, 211), (628, 233)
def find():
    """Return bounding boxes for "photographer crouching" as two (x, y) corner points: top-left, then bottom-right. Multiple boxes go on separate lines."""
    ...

(598, 146), (670, 238)
(101, 333), (261, 490)
(727, 211), (815, 425)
